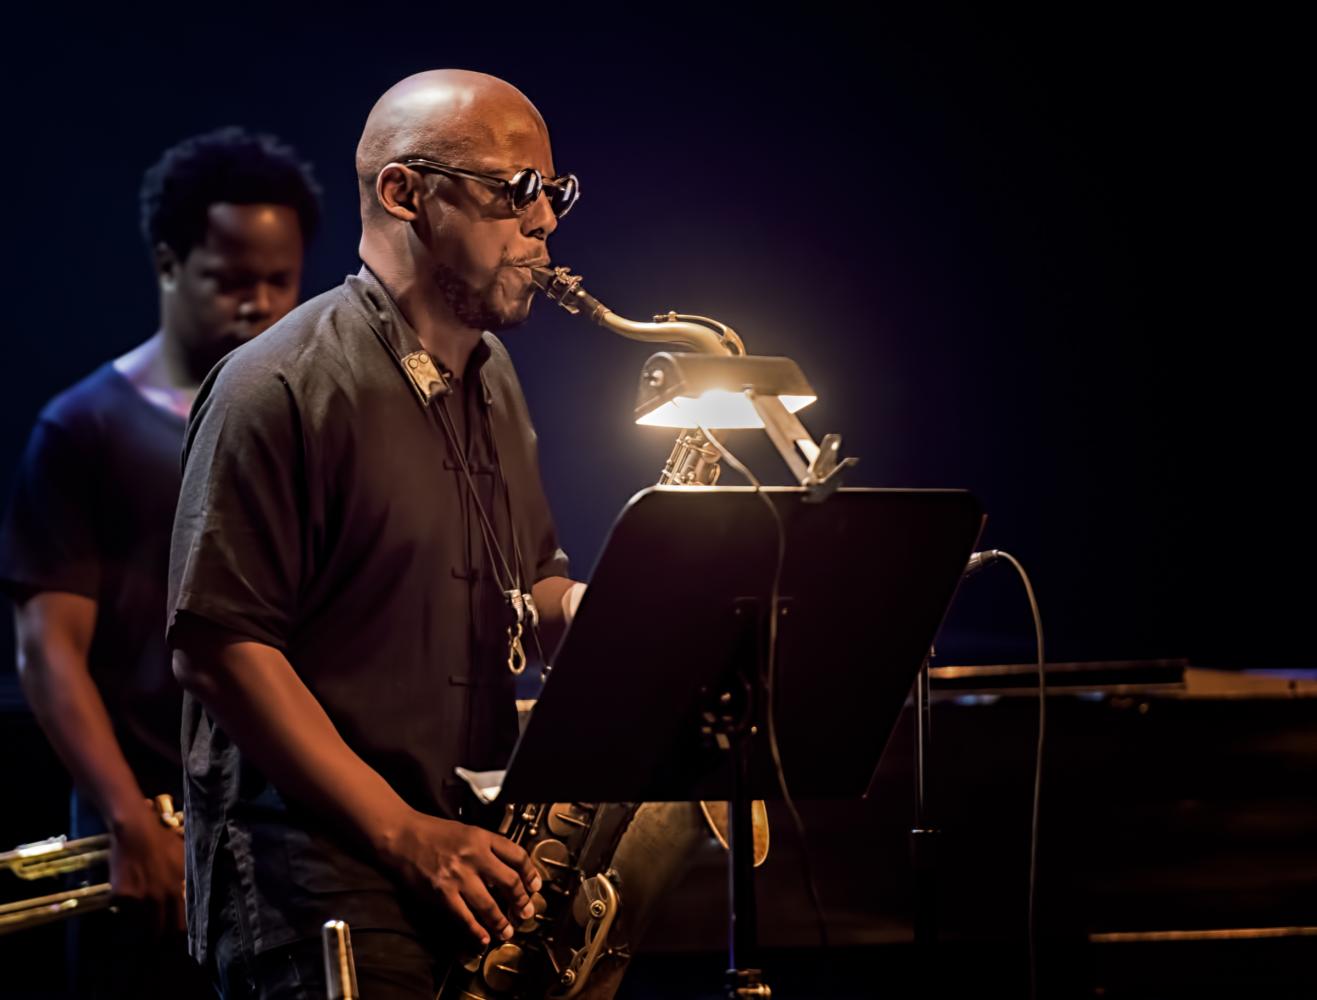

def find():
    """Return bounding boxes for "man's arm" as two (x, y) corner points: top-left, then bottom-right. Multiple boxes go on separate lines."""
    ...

(530, 575), (583, 653)
(170, 617), (541, 947)
(13, 592), (184, 933)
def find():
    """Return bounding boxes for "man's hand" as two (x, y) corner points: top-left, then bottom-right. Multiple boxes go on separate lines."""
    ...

(381, 811), (542, 946)
(15, 594), (186, 935)
(109, 800), (186, 936)
(172, 628), (543, 947)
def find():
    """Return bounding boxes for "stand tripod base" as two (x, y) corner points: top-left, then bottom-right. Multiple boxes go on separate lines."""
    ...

(726, 968), (772, 998)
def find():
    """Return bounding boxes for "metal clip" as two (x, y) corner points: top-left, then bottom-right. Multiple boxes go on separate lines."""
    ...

(507, 622), (527, 676)
(506, 589), (540, 629)
(400, 351), (452, 403)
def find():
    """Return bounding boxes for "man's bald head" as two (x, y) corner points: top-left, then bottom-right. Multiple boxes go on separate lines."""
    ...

(356, 69), (550, 222)
(356, 70), (561, 335)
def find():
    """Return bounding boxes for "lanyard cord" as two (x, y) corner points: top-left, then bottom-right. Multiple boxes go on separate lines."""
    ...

(434, 390), (520, 596)
(372, 296), (542, 652)
(435, 391), (549, 670)
(420, 363), (547, 670)
(433, 386), (546, 669)
(495, 445), (548, 669)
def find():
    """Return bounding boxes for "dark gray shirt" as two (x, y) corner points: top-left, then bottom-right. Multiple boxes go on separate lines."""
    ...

(167, 267), (568, 960)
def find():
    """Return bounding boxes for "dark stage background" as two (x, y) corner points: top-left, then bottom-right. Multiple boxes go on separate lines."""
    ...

(0, 11), (1303, 672)
(2, 9), (1301, 675)
(0, 7), (1310, 998)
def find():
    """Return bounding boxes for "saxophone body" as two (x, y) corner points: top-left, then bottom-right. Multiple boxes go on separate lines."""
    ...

(438, 800), (708, 1000)
(439, 266), (745, 999)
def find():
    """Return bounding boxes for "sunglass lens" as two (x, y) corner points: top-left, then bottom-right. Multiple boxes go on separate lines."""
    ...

(549, 175), (580, 218)
(509, 169), (542, 211)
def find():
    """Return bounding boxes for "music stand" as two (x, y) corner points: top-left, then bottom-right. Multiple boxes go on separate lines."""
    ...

(497, 486), (984, 997)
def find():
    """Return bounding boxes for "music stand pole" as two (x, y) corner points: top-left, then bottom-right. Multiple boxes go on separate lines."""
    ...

(725, 706), (768, 998)
(911, 648), (939, 954)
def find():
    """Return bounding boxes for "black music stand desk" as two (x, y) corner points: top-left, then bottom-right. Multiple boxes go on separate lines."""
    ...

(496, 486), (985, 997)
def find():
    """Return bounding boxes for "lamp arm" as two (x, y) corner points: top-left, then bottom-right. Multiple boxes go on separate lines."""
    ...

(747, 393), (857, 501)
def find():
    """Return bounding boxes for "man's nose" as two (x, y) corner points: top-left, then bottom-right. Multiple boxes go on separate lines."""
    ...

(522, 188), (558, 240)
(237, 284), (273, 319)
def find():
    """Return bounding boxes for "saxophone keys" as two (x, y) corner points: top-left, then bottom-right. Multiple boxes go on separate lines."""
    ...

(546, 803), (592, 836)
(480, 943), (526, 993)
(457, 950), (483, 974)
(530, 839), (572, 881)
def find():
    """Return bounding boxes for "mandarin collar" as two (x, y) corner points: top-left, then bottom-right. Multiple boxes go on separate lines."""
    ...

(348, 265), (495, 408)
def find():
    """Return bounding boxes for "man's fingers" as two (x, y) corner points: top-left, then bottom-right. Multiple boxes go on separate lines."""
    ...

(460, 874), (515, 942)
(489, 836), (542, 894)
(442, 888), (492, 946)
(478, 854), (533, 918)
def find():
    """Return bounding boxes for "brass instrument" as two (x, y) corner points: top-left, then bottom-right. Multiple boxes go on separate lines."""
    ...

(0, 794), (182, 935)
(532, 263), (771, 863)
(436, 267), (767, 999)
(531, 265), (744, 488)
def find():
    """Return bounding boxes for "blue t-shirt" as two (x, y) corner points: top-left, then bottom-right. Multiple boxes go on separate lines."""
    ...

(0, 361), (188, 802)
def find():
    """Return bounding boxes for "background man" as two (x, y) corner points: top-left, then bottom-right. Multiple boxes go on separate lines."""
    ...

(0, 126), (320, 997)
(168, 70), (583, 998)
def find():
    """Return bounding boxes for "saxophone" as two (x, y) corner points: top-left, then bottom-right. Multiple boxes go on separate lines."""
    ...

(531, 266), (745, 489)
(437, 266), (760, 999)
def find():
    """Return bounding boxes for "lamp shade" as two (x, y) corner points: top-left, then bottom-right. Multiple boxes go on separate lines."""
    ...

(634, 353), (817, 429)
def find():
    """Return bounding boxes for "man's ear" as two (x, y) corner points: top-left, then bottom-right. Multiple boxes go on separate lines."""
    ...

(154, 242), (181, 290)
(376, 164), (426, 222)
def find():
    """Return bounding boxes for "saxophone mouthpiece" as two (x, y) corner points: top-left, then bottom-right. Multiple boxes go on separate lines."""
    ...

(529, 265), (558, 292)
(531, 264), (605, 321)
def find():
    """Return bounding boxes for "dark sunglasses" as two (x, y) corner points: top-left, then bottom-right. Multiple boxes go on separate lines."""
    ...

(400, 157), (580, 219)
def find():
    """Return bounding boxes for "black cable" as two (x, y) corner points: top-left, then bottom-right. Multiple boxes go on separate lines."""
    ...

(699, 426), (831, 956)
(974, 549), (1046, 1000)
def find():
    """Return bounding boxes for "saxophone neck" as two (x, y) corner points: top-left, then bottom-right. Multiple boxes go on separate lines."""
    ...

(531, 265), (739, 356)
(531, 263), (745, 488)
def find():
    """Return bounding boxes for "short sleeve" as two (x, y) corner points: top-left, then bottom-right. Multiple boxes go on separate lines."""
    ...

(0, 418), (102, 601)
(519, 431), (569, 583)
(529, 467), (570, 583)
(167, 365), (305, 650)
